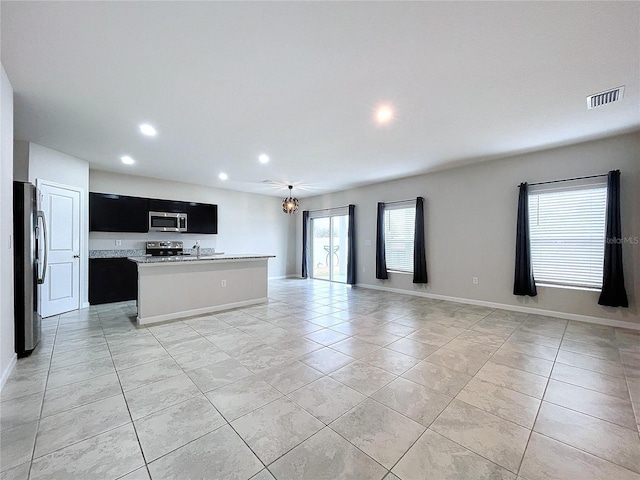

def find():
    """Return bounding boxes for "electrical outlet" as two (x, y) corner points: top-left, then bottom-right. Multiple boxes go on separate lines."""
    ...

(221, 280), (227, 287)
(472, 276), (479, 285)
(115, 240), (122, 246)
(362, 266), (366, 273)
(365, 240), (372, 246)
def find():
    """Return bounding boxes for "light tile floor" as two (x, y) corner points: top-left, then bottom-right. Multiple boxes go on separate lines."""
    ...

(1, 279), (640, 479)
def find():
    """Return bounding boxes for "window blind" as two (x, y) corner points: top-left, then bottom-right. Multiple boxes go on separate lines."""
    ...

(528, 183), (607, 289)
(308, 206), (349, 219)
(384, 205), (415, 273)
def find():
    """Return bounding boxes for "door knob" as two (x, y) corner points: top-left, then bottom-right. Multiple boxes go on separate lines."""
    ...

(73, 254), (80, 258)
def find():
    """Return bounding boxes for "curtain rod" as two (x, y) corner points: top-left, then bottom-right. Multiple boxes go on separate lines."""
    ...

(306, 204), (351, 213)
(518, 173), (610, 188)
(383, 197), (421, 205)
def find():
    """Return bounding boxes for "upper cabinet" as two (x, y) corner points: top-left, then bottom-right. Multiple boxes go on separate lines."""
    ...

(90, 192), (218, 234)
(90, 193), (149, 232)
(148, 198), (187, 213)
(187, 202), (218, 234)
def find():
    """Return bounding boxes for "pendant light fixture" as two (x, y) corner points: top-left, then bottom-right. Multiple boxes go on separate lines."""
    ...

(282, 185), (299, 215)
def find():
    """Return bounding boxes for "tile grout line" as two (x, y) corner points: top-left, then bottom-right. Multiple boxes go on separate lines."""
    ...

(418, 313), (532, 474)
(18, 311), (117, 475)
(277, 391), (391, 477)
(421, 319), (548, 473)
(514, 315), (569, 477)
(532, 429), (640, 476)
(381, 310), (556, 476)
(192, 308), (401, 477)
(541, 381), (636, 426)
(97, 306), (153, 480)
(26, 313), (60, 480)
(153, 318), (272, 478)
(119, 321), (255, 476)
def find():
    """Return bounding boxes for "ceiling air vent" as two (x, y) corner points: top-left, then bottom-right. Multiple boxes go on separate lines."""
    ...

(587, 86), (624, 110)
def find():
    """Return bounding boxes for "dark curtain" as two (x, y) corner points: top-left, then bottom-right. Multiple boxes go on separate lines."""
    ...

(513, 183), (537, 296)
(599, 170), (628, 307)
(301, 210), (310, 278)
(375, 202), (388, 279)
(346, 204), (356, 285)
(413, 197), (428, 283)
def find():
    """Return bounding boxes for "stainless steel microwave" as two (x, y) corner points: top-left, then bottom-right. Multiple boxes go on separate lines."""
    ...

(149, 211), (187, 232)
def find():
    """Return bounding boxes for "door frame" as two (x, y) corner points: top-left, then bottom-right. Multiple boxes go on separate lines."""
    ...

(36, 179), (85, 315)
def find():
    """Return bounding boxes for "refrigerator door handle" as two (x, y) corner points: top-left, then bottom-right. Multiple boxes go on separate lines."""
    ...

(37, 210), (48, 285)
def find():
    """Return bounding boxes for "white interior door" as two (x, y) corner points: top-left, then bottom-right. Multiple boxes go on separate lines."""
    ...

(38, 180), (81, 317)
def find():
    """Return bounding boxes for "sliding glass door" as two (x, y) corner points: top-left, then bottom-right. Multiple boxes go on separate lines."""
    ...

(311, 214), (349, 283)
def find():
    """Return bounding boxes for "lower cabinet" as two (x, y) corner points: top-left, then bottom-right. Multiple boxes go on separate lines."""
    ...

(89, 258), (138, 305)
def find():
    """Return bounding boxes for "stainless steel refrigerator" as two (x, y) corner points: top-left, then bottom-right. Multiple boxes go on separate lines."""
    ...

(13, 181), (47, 357)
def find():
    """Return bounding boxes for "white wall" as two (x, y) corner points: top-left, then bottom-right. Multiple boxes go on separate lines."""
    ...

(89, 170), (296, 278)
(298, 131), (640, 327)
(26, 143), (90, 308)
(1, 65), (16, 389)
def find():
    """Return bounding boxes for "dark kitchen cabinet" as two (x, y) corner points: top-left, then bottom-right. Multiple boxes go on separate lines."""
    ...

(187, 202), (218, 234)
(89, 258), (138, 305)
(90, 191), (217, 234)
(149, 198), (187, 213)
(90, 193), (148, 232)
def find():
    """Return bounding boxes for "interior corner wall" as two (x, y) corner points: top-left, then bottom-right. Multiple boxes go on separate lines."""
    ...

(27, 143), (90, 308)
(297, 131), (640, 327)
(13, 139), (29, 182)
(88, 170), (294, 278)
(1, 65), (16, 390)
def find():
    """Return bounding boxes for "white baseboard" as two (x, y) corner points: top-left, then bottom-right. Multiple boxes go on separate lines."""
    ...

(0, 354), (18, 392)
(81, 302), (90, 309)
(355, 283), (640, 331)
(137, 298), (268, 326)
(269, 274), (300, 280)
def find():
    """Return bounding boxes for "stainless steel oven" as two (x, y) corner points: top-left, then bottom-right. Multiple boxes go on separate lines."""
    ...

(149, 211), (187, 232)
(146, 241), (184, 256)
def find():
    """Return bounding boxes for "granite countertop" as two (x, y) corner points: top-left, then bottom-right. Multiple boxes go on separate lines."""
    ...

(90, 249), (146, 258)
(90, 248), (218, 259)
(127, 254), (275, 264)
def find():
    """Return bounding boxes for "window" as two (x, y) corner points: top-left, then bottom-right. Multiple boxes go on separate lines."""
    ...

(528, 182), (607, 289)
(384, 205), (415, 273)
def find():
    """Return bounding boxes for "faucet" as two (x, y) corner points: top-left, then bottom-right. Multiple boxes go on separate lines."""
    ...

(193, 240), (200, 258)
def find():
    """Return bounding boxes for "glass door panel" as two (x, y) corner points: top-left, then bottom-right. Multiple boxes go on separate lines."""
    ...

(331, 215), (348, 283)
(311, 217), (330, 280)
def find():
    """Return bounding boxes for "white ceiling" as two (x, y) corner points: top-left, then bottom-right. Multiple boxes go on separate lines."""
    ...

(2, 1), (639, 198)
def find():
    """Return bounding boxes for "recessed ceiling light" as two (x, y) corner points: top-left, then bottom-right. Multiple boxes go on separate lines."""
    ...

(121, 155), (135, 165)
(218, 172), (228, 180)
(258, 154), (269, 164)
(375, 105), (394, 125)
(139, 124), (157, 136)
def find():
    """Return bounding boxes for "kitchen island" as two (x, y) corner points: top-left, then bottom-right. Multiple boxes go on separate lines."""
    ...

(128, 254), (275, 325)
